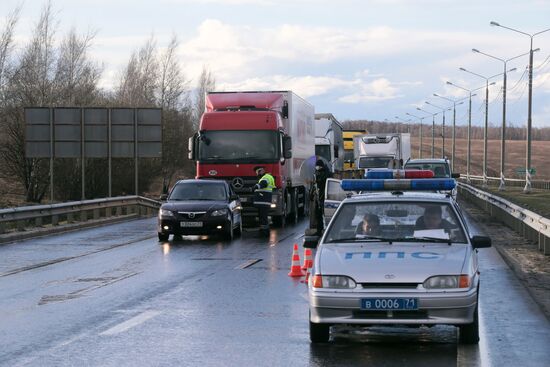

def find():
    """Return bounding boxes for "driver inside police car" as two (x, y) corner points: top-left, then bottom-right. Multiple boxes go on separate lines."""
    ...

(415, 205), (454, 231)
(356, 213), (381, 236)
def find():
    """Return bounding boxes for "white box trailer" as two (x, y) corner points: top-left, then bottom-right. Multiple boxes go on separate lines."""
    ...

(353, 133), (411, 169)
(314, 113), (344, 173)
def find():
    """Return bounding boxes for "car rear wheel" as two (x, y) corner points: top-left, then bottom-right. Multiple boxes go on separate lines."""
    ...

(459, 303), (479, 344)
(158, 233), (169, 241)
(310, 320), (330, 343)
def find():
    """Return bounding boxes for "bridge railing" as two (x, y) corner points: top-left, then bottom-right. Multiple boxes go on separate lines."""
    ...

(457, 182), (550, 255)
(0, 196), (161, 236)
(462, 175), (550, 190)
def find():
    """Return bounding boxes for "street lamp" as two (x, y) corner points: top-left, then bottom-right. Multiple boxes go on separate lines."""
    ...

(490, 21), (550, 193)
(406, 112), (427, 158)
(425, 101), (454, 159)
(460, 67), (510, 187)
(416, 107), (441, 158)
(394, 116), (411, 133)
(472, 48), (533, 190)
(433, 93), (467, 171)
(446, 81), (489, 182)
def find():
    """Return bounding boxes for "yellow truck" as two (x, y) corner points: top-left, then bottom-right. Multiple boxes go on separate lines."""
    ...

(343, 129), (367, 170)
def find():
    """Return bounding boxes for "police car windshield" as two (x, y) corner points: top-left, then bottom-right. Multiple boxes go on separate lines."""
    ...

(324, 201), (467, 244)
(169, 183), (227, 201)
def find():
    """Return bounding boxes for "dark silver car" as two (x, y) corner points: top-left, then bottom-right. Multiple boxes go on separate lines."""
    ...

(306, 189), (491, 344)
(157, 180), (242, 241)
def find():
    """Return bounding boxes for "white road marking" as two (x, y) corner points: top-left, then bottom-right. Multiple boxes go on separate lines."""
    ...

(294, 233), (304, 240)
(100, 310), (161, 336)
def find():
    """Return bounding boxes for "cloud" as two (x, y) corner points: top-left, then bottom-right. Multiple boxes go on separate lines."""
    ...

(218, 75), (351, 98)
(339, 78), (403, 103)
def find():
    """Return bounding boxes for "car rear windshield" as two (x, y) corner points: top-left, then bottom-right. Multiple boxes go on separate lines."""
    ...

(325, 201), (467, 244)
(169, 183), (227, 201)
(405, 163), (450, 178)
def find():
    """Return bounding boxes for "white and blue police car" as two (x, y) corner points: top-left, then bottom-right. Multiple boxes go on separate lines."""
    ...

(305, 170), (491, 343)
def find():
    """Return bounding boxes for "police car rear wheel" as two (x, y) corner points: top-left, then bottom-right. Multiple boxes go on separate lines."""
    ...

(309, 312), (330, 343)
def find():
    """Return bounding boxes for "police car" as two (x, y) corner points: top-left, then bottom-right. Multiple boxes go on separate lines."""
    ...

(304, 170), (491, 344)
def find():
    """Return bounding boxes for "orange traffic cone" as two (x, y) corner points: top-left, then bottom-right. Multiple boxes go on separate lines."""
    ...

(301, 267), (311, 284)
(302, 248), (313, 270)
(288, 243), (306, 277)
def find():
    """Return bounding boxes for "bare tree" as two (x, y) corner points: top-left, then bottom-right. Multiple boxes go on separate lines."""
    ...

(54, 27), (102, 106)
(116, 35), (158, 106)
(193, 65), (215, 129)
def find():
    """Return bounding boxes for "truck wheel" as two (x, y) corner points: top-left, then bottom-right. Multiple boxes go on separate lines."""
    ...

(298, 187), (307, 217)
(158, 233), (169, 241)
(287, 191), (298, 224)
(272, 196), (287, 227)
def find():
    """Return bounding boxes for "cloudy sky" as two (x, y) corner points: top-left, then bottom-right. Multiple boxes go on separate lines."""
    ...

(3, 0), (550, 127)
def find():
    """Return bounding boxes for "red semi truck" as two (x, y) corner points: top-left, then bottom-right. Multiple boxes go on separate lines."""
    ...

(188, 91), (315, 225)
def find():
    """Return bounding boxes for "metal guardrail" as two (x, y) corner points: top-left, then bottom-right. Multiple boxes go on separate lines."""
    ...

(462, 175), (550, 190)
(0, 196), (161, 235)
(457, 182), (550, 255)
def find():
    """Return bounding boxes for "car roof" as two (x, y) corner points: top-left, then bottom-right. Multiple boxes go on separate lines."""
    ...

(175, 179), (228, 186)
(405, 159), (448, 164)
(343, 191), (453, 204)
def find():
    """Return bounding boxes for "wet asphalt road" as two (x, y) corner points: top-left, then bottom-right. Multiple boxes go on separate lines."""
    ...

(0, 211), (549, 366)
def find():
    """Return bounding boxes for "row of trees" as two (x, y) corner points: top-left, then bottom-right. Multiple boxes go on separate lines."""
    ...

(0, 2), (214, 204)
(344, 120), (550, 141)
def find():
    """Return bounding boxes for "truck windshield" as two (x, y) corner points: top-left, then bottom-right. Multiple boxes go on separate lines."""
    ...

(315, 145), (331, 162)
(198, 130), (279, 163)
(359, 157), (392, 169)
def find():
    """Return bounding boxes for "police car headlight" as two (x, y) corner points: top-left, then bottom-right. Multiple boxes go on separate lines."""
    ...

(159, 209), (174, 218)
(211, 208), (229, 217)
(312, 275), (356, 289)
(423, 275), (470, 289)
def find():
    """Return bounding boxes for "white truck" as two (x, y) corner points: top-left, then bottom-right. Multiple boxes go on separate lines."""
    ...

(353, 133), (411, 170)
(314, 113), (344, 174)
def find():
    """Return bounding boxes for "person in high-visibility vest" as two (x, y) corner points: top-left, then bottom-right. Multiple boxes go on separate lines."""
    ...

(253, 166), (276, 236)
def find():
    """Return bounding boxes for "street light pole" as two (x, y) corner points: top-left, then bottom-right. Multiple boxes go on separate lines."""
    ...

(490, 21), (550, 193)
(472, 48), (531, 190)
(446, 81), (486, 183)
(425, 101), (451, 159)
(395, 116), (411, 133)
(433, 93), (467, 171)
(459, 67), (505, 187)
(416, 107), (439, 158)
(406, 112), (426, 158)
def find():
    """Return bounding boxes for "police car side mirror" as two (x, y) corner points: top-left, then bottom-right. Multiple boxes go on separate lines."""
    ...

(471, 235), (491, 248)
(159, 194), (168, 201)
(303, 235), (319, 248)
(451, 173), (460, 179)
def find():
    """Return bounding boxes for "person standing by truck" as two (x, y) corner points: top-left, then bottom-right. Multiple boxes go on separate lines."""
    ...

(253, 166), (276, 236)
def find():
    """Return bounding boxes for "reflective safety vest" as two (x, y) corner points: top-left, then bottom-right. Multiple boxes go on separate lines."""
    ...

(254, 173), (275, 206)
(256, 173), (276, 192)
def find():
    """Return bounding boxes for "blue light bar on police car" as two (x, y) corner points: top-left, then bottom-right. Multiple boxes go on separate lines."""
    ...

(341, 178), (456, 191)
